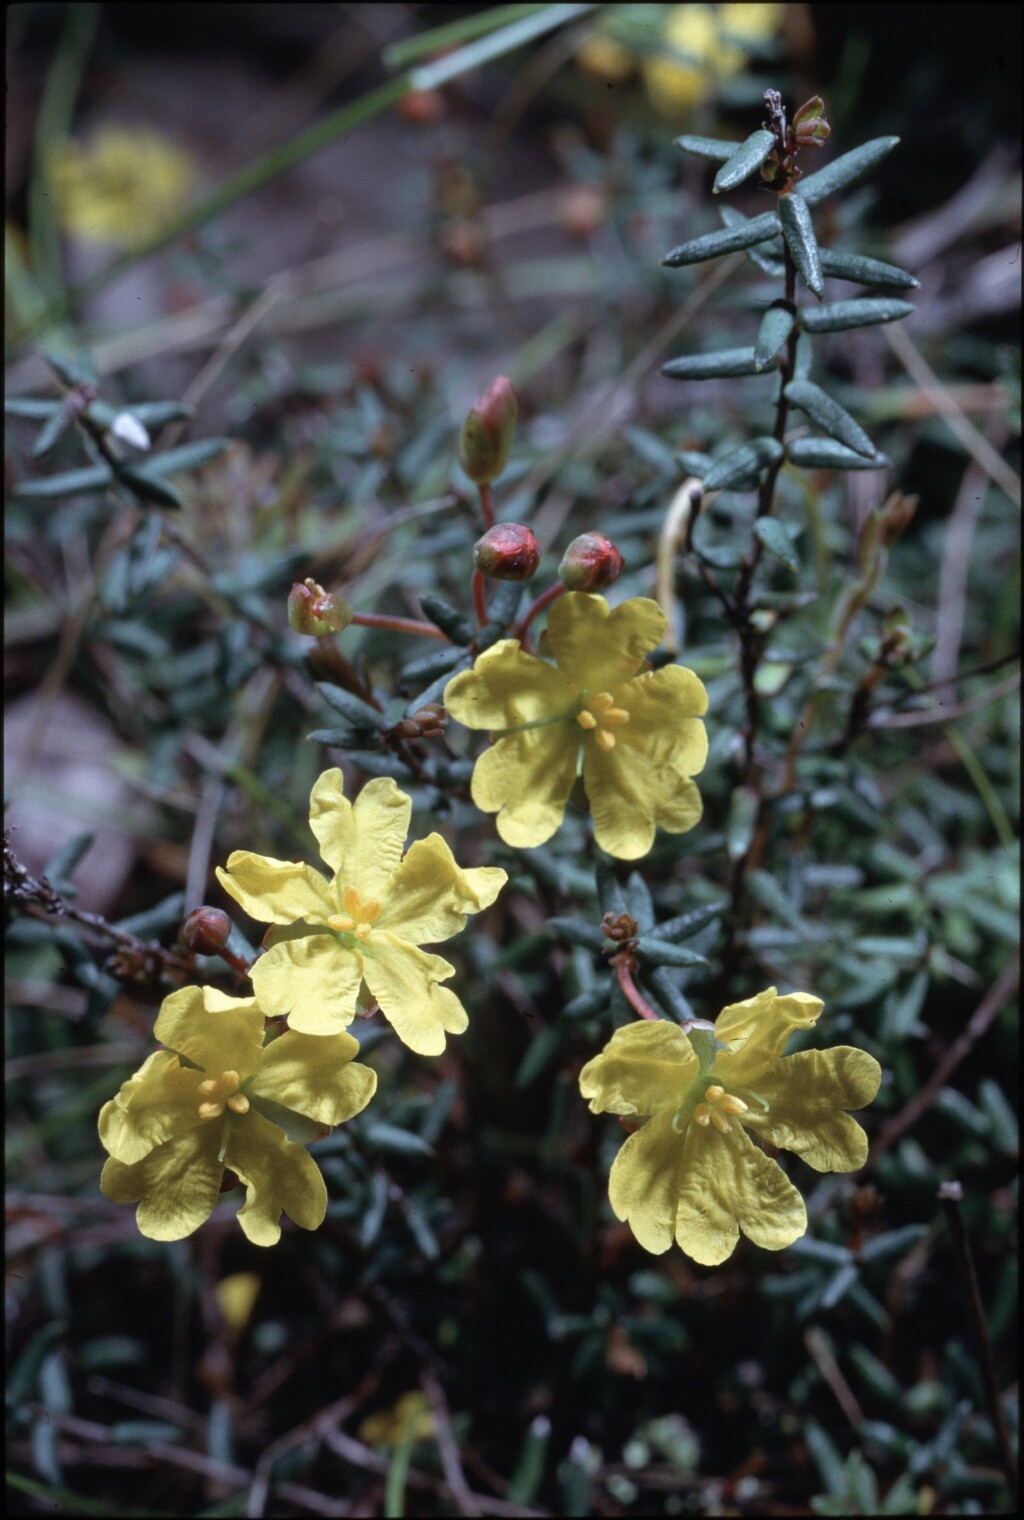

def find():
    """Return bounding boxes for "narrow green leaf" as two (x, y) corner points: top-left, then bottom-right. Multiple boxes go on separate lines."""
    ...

(662, 347), (761, 380)
(801, 298), (914, 333)
(5, 397), (61, 419)
(315, 682), (389, 730)
(753, 517), (800, 572)
(31, 406), (73, 458)
(419, 593), (475, 645)
(44, 348), (96, 386)
(15, 464), (111, 498)
(145, 437), (231, 476)
(787, 437), (890, 470)
(305, 727), (367, 747)
(718, 205), (784, 274)
(637, 938), (708, 969)
(646, 969), (695, 1024)
(784, 379), (876, 457)
(713, 129), (776, 193)
(361, 1121), (434, 1158)
(399, 645), (466, 683)
(515, 1023), (564, 1088)
(796, 136), (900, 206)
(675, 134), (738, 161)
(676, 449), (714, 476)
(563, 985), (610, 1020)
(727, 785), (760, 860)
(779, 193), (824, 299)
(818, 249), (919, 289)
(114, 464), (185, 509)
(655, 901), (726, 942)
(754, 305), (795, 370)
(408, 4), (596, 91)
(548, 917), (606, 952)
(704, 436), (784, 491)
(662, 211), (781, 267)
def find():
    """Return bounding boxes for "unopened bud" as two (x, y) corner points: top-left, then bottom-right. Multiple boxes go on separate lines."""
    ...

(792, 96), (826, 129)
(474, 522), (540, 581)
(601, 911), (638, 944)
(458, 377), (518, 484)
(878, 491), (918, 548)
(182, 907), (232, 956)
(287, 578), (353, 636)
(558, 532), (625, 592)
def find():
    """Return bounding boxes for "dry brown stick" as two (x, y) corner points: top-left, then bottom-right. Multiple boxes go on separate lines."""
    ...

(421, 1367), (477, 1517)
(865, 669), (1020, 729)
(870, 955), (1019, 1165)
(803, 1327), (865, 1429)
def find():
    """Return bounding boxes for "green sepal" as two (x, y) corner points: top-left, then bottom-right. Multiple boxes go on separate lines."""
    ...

(754, 305), (796, 370)
(818, 249), (919, 290)
(779, 193), (824, 299)
(801, 299), (915, 333)
(674, 134), (737, 161)
(784, 379), (876, 458)
(703, 437), (784, 491)
(662, 211), (781, 268)
(787, 437), (891, 470)
(662, 347), (761, 381)
(713, 129), (776, 193)
(796, 136), (900, 206)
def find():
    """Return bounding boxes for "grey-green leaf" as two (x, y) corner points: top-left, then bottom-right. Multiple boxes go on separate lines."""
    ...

(145, 438), (231, 476)
(818, 249), (919, 290)
(114, 464), (186, 509)
(784, 379), (876, 457)
(676, 449), (714, 476)
(316, 682), (389, 730)
(754, 305), (795, 369)
(662, 211), (781, 267)
(779, 194), (824, 299)
(796, 136), (900, 206)
(15, 464), (112, 498)
(719, 205), (785, 274)
(662, 347), (761, 380)
(713, 129), (776, 193)
(787, 437), (891, 470)
(753, 517), (801, 573)
(636, 938), (708, 969)
(704, 437), (784, 491)
(675, 134), (737, 161)
(801, 298), (914, 333)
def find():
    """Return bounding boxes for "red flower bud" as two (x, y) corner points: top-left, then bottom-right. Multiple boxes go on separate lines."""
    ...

(182, 907), (232, 956)
(473, 522), (541, 581)
(558, 533), (625, 591)
(287, 578), (353, 636)
(458, 377), (518, 484)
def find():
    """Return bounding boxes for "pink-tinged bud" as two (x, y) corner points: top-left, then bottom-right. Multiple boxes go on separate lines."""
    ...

(458, 377), (518, 484)
(558, 532), (625, 591)
(473, 522), (540, 581)
(182, 907), (232, 956)
(287, 578), (353, 636)
(792, 95), (826, 128)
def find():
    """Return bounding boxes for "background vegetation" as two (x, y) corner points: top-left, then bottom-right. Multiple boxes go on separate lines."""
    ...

(6, 4), (1019, 1515)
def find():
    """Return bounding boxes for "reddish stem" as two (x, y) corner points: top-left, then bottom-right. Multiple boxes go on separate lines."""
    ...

(478, 481), (495, 530)
(615, 960), (661, 1022)
(350, 611), (449, 642)
(513, 581), (565, 644)
(219, 947), (254, 979)
(472, 569), (488, 627)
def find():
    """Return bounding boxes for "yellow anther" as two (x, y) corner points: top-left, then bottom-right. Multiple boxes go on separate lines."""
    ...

(221, 1070), (241, 1092)
(341, 885), (363, 916)
(330, 889), (381, 937)
(710, 1109), (732, 1134)
(328, 914), (356, 932)
(594, 728), (617, 752)
(198, 1100), (224, 1121)
(603, 706), (630, 727)
(578, 691), (630, 750)
(720, 1094), (749, 1116)
(227, 1093), (250, 1115)
(198, 1079), (219, 1096)
(576, 709), (598, 730)
(694, 1103), (712, 1126)
(705, 1084), (725, 1102)
(197, 1070), (247, 1122)
(590, 691), (616, 713)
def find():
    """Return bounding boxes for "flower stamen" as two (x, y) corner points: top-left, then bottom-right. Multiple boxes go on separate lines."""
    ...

(328, 888), (382, 942)
(576, 690), (631, 751)
(197, 1069), (247, 1121)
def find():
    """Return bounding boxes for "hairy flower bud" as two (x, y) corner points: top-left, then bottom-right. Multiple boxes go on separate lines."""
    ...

(182, 907), (232, 956)
(558, 533), (625, 591)
(473, 522), (540, 581)
(287, 578), (353, 636)
(458, 377), (518, 484)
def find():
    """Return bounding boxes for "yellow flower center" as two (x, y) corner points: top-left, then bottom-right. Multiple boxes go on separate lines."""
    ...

(197, 1070), (250, 1121)
(692, 1082), (749, 1134)
(327, 886), (382, 942)
(575, 690), (630, 752)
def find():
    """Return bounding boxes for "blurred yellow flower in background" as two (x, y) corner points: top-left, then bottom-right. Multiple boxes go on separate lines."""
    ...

(359, 1391), (435, 1449)
(49, 125), (197, 247)
(644, 4), (784, 118)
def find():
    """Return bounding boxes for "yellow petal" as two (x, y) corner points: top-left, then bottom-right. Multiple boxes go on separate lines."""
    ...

(154, 985), (264, 1079)
(374, 832), (506, 942)
(444, 639), (575, 730)
(256, 1029), (377, 1126)
(614, 665), (708, 771)
(311, 772), (411, 901)
(100, 1125), (224, 1241)
(98, 1050), (203, 1165)
(607, 1110), (685, 1255)
(714, 989), (824, 1087)
(583, 745), (703, 860)
(251, 932), (363, 1033)
(216, 853), (333, 925)
(546, 594), (667, 690)
(579, 1019), (699, 1116)
(470, 727), (580, 849)
(361, 936), (463, 1056)
(224, 1109), (328, 1247)
(674, 1121), (807, 1265)
(748, 1047), (882, 1172)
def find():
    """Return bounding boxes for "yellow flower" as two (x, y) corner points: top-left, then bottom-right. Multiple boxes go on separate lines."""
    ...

(359, 1391), (435, 1449)
(49, 125), (197, 247)
(443, 593), (708, 860)
(216, 770), (506, 1056)
(642, 3), (784, 120)
(99, 985), (376, 1246)
(579, 988), (881, 1265)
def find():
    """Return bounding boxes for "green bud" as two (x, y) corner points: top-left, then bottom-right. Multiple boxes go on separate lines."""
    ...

(559, 532), (625, 591)
(287, 579), (353, 636)
(458, 377), (518, 483)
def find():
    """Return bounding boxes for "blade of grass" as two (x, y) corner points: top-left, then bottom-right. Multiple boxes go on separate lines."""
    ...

(407, 3), (597, 90)
(384, 2), (554, 67)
